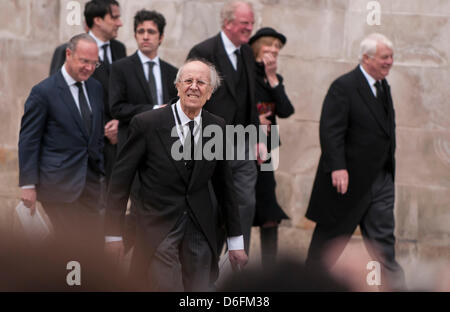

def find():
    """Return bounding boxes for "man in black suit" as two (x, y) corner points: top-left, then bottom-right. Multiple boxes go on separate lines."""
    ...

(108, 9), (178, 252)
(49, 0), (126, 183)
(305, 33), (405, 290)
(109, 9), (177, 148)
(105, 59), (248, 291)
(19, 34), (105, 244)
(187, 0), (265, 253)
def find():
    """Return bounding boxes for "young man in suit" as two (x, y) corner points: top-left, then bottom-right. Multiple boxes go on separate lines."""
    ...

(108, 9), (178, 252)
(49, 0), (126, 183)
(305, 33), (406, 291)
(109, 9), (178, 147)
(105, 59), (248, 291)
(19, 34), (105, 244)
(187, 0), (266, 254)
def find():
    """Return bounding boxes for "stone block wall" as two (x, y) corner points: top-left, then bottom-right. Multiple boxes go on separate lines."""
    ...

(1, 0), (449, 268)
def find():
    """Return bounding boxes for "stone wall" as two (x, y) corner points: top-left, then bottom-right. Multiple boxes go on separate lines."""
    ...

(1, 0), (449, 267)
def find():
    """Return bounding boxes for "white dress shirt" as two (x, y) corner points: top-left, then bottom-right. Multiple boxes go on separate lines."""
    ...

(137, 50), (163, 107)
(220, 31), (240, 71)
(89, 30), (112, 64)
(359, 64), (378, 97)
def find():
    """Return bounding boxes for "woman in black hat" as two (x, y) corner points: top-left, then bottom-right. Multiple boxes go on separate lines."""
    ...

(250, 27), (294, 269)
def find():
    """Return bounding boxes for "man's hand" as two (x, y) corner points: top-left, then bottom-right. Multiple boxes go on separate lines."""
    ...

(21, 188), (37, 215)
(255, 142), (268, 165)
(259, 111), (272, 135)
(229, 249), (248, 272)
(105, 119), (119, 145)
(105, 240), (125, 265)
(331, 169), (349, 194)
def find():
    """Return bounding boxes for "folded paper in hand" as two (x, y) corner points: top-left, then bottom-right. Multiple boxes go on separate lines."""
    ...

(15, 201), (50, 243)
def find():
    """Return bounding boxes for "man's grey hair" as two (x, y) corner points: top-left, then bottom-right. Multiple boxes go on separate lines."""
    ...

(220, 0), (254, 28)
(67, 33), (97, 52)
(175, 58), (222, 93)
(359, 33), (393, 62)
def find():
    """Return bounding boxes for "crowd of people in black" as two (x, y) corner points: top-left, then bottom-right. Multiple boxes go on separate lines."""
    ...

(16, 0), (405, 292)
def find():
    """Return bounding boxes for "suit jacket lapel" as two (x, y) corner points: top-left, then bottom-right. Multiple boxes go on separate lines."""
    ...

(84, 79), (101, 143)
(131, 52), (154, 104)
(156, 106), (189, 185)
(216, 34), (237, 100)
(56, 71), (89, 140)
(355, 67), (390, 135)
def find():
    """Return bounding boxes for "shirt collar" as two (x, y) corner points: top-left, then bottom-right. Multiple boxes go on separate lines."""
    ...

(61, 64), (80, 86)
(175, 100), (202, 126)
(359, 64), (377, 87)
(89, 30), (110, 49)
(220, 31), (240, 56)
(137, 49), (160, 66)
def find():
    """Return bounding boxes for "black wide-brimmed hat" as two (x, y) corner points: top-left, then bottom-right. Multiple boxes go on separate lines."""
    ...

(249, 27), (287, 46)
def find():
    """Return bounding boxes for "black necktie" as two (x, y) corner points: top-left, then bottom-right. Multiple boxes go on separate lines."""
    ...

(184, 120), (196, 172)
(147, 61), (158, 105)
(234, 49), (242, 74)
(102, 44), (110, 66)
(374, 80), (388, 114)
(75, 82), (92, 135)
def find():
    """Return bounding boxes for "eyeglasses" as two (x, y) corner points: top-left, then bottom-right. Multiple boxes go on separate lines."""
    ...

(181, 78), (209, 88)
(74, 55), (101, 68)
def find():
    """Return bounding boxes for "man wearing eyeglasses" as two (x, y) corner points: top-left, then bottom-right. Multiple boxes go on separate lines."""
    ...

(108, 9), (178, 253)
(19, 34), (105, 245)
(105, 59), (247, 291)
(49, 0), (126, 187)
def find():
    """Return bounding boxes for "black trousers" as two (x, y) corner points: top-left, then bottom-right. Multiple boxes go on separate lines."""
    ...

(41, 168), (104, 247)
(142, 212), (213, 292)
(306, 170), (405, 290)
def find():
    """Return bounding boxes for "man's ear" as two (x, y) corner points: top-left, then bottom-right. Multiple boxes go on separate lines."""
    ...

(158, 34), (164, 46)
(93, 16), (103, 27)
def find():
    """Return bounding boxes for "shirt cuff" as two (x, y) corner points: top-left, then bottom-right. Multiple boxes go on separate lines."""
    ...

(21, 185), (35, 189)
(227, 235), (244, 250)
(105, 236), (123, 242)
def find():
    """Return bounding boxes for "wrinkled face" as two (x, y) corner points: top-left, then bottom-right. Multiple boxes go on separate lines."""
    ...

(176, 61), (213, 114)
(65, 40), (99, 82)
(363, 43), (394, 80)
(135, 20), (163, 58)
(223, 4), (254, 46)
(256, 37), (282, 62)
(96, 5), (123, 40)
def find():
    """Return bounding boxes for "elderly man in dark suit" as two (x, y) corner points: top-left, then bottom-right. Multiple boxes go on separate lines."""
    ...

(49, 0), (126, 183)
(108, 9), (178, 252)
(19, 34), (105, 243)
(305, 33), (405, 291)
(105, 59), (248, 291)
(187, 0), (265, 254)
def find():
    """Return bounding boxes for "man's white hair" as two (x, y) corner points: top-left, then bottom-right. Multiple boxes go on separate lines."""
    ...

(220, 0), (253, 28)
(359, 33), (393, 63)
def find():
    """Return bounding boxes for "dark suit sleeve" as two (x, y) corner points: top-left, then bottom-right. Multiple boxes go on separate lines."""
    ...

(109, 62), (152, 123)
(272, 75), (294, 118)
(18, 86), (48, 186)
(105, 116), (146, 235)
(211, 121), (242, 237)
(49, 44), (67, 76)
(319, 79), (350, 173)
